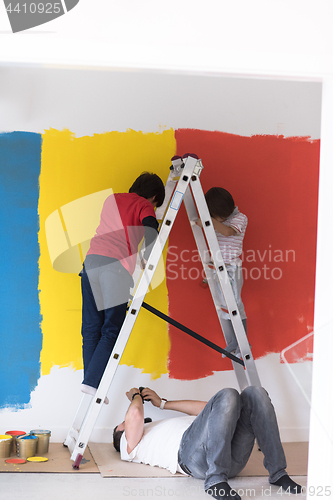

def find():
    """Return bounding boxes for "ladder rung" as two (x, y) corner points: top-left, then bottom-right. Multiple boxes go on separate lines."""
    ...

(64, 433), (77, 455)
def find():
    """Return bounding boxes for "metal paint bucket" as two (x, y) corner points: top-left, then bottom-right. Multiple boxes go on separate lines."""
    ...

(30, 429), (51, 454)
(0, 435), (13, 458)
(17, 434), (37, 459)
(5, 431), (26, 455)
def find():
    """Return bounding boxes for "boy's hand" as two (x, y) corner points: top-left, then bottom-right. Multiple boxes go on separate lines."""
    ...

(140, 388), (162, 408)
(141, 258), (147, 269)
(126, 387), (141, 402)
(195, 219), (203, 228)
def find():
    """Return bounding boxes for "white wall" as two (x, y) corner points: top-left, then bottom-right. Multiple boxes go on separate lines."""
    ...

(0, 67), (321, 139)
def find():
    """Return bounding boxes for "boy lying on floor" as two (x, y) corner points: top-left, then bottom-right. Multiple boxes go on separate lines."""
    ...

(113, 386), (302, 500)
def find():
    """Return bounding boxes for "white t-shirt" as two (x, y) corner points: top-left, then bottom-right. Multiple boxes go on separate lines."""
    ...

(216, 210), (247, 265)
(120, 416), (196, 474)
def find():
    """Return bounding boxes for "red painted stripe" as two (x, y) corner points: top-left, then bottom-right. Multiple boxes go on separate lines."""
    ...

(166, 130), (319, 380)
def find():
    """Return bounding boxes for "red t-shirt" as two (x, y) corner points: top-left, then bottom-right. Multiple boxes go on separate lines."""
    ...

(87, 193), (156, 275)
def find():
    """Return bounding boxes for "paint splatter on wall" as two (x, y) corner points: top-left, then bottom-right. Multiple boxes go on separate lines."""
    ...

(0, 127), (319, 408)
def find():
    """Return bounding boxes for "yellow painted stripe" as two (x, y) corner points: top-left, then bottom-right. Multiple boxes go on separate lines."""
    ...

(39, 128), (176, 378)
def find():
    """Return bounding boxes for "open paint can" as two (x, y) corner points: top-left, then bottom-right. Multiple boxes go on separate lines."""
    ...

(5, 431), (26, 455)
(30, 430), (51, 454)
(0, 435), (13, 458)
(17, 435), (38, 459)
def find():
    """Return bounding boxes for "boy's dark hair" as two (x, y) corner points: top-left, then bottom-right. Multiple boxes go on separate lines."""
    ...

(129, 172), (165, 208)
(112, 417), (152, 452)
(205, 187), (235, 219)
(113, 424), (124, 453)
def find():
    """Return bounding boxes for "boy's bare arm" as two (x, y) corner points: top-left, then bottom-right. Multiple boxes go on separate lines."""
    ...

(124, 388), (145, 453)
(164, 400), (207, 415)
(211, 218), (237, 236)
(195, 218), (237, 237)
(141, 388), (207, 416)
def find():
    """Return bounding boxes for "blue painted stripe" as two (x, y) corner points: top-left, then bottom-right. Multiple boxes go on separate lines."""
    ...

(0, 132), (42, 409)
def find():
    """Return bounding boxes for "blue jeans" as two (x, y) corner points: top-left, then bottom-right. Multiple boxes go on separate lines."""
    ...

(215, 264), (246, 320)
(178, 386), (287, 491)
(80, 254), (133, 389)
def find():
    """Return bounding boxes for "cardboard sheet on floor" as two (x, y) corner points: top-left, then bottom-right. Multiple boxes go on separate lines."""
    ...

(88, 442), (308, 478)
(0, 443), (99, 473)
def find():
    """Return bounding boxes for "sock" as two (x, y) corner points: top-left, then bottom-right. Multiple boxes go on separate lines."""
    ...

(81, 384), (109, 404)
(271, 475), (302, 494)
(206, 482), (241, 500)
(81, 384), (96, 396)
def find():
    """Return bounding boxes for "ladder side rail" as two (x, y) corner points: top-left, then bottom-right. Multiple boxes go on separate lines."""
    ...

(64, 394), (93, 452)
(155, 155), (186, 222)
(189, 177), (249, 341)
(135, 168), (178, 292)
(189, 178), (261, 387)
(155, 170), (179, 221)
(129, 164), (185, 318)
(182, 187), (249, 390)
(233, 363), (252, 392)
(68, 156), (199, 463)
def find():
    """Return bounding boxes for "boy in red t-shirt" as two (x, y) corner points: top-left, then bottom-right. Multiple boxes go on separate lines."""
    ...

(80, 173), (165, 398)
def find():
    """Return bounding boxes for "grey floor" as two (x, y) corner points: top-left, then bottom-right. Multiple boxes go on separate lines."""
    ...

(0, 474), (307, 500)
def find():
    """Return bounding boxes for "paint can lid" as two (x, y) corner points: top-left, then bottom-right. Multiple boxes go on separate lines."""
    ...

(30, 429), (51, 436)
(27, 456), (48, 462)
(5, 430), (26, 437)
(18, 434), (37, 440)
(5, 458), (26, 464)
(0, 434), (12, 442)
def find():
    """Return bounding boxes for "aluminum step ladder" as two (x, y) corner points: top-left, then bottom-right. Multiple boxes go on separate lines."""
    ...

(64, 154), (261, 469)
